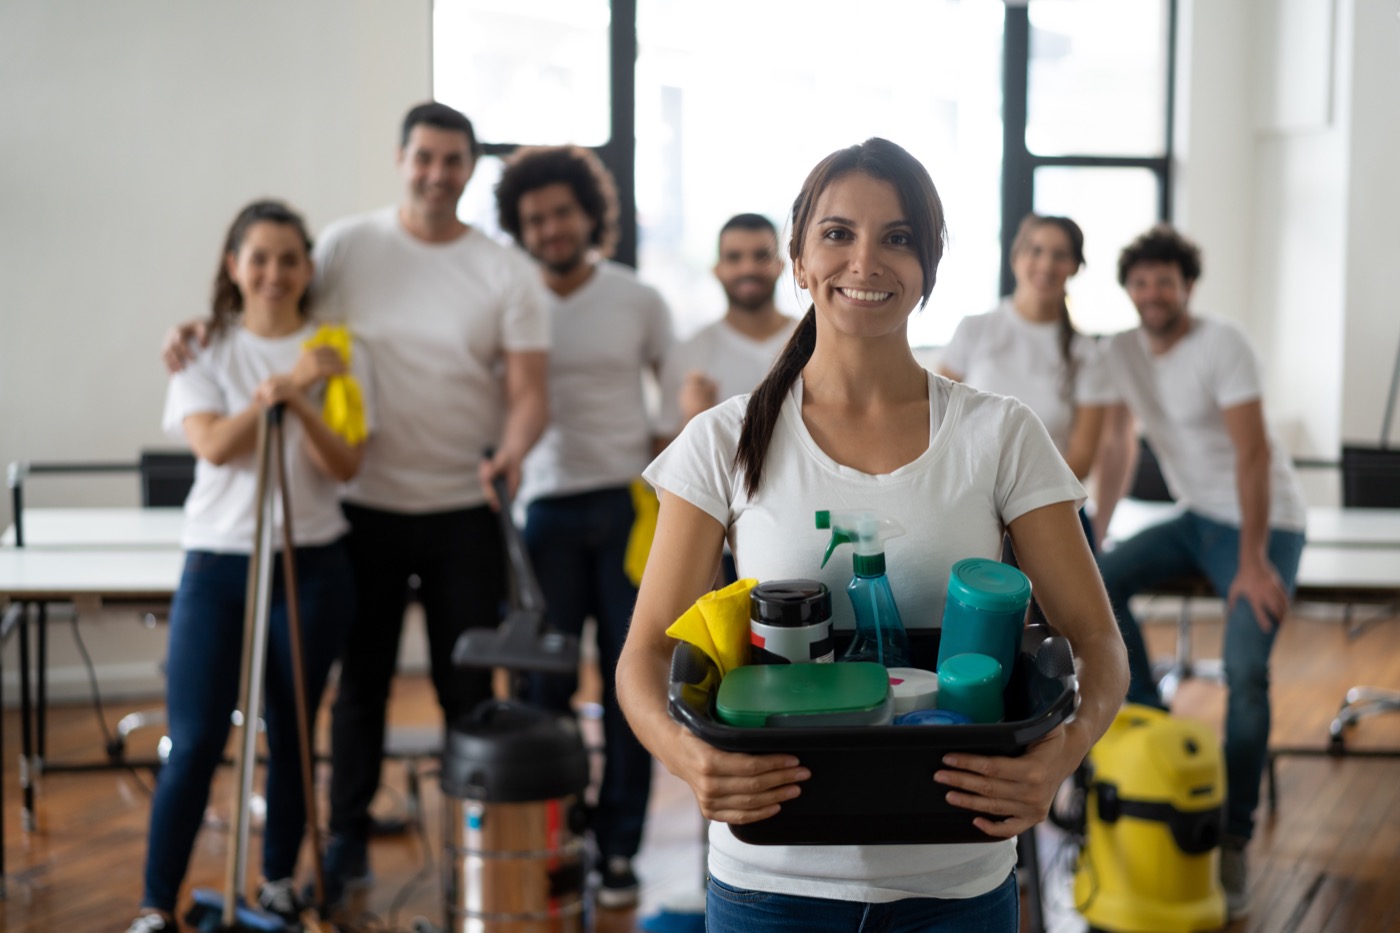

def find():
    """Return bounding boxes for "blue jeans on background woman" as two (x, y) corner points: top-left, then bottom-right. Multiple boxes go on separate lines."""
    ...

(140, 542), (353, 913)
(1097, 511), (1305, 840)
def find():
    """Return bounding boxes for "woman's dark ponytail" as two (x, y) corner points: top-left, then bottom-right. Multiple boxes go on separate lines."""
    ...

(734, 306), (817, 497)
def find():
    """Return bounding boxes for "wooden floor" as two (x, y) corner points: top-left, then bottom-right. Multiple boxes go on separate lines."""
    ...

(2, 600), (1399, 932)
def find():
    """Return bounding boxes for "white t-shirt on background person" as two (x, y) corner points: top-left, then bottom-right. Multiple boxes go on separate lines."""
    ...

(312, 207), (549, 513)
(1099, 316), (1306, 532)
(940, 299), (1115, 454)
(656, 317), (798, 438)
(518, 261), (673, 506)
(643, 371), (1083, 902)
(163, 322), (377, 553)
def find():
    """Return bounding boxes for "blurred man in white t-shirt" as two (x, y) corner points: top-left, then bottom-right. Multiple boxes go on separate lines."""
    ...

(657, 213), (797, 442)
(1094, 224), (1306, 922)
(494, 145), (672, 908)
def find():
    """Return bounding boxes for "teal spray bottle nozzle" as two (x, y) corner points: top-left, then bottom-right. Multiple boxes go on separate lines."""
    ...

(815, 510), (911, 667)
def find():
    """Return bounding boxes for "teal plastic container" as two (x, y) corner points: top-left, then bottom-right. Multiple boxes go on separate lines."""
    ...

(937, 558), (1031, 688)
(715, 662), (893, 728)
(937, 653), (1005, 723)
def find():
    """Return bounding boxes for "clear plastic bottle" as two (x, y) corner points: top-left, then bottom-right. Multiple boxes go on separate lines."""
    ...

(816, 510), (912, 668)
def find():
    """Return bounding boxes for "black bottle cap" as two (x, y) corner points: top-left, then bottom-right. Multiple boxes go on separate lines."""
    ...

(750, 579), (832, 627)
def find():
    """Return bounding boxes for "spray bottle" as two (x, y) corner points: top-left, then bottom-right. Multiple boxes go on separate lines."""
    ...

(816, 510), (911, 668)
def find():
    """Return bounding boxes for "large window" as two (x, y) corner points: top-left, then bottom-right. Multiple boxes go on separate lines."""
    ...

(434, 0), (1174, 343)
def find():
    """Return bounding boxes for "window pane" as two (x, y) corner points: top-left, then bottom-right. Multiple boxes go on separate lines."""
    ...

(1033, 166), (1158, 335)
(636, 0), (1004, 347)
(433, 0), (611, 146)
(1027, 0), (1167, 157)
(455, 154), (510, 239)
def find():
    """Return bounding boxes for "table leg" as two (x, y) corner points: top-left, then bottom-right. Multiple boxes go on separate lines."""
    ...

(17, 603), (34, 832)
(1, 602), (20, 899)
(37, 602), (46, 772)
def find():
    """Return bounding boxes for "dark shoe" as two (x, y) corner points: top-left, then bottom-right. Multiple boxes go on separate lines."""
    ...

(257, 877), (303, 924)
(307, 834), (371, 910)
(1220, 834), (1250, 920)
(597, 855), (640, 909)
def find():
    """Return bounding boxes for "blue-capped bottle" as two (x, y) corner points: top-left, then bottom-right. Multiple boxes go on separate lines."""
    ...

(816, 510), (911, 668)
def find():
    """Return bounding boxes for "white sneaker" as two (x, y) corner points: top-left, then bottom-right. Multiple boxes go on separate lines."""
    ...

(257, 876), (303, 922)
(124, 913), (172, 933)
(1220, 836), (1250, 920)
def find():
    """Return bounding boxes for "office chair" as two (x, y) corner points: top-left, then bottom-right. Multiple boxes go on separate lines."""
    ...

(1327, 445), (1400, 750)
(1125, 439), (1222, 704)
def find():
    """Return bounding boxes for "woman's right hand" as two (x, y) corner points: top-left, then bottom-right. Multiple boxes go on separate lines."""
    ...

(668, 725), (810, 824)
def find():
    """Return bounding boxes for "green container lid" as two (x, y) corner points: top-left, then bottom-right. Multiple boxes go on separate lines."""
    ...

(716, 662), (892, 728)
(946, 558), (1032, 613)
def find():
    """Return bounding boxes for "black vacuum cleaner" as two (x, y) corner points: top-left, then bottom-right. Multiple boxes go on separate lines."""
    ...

(186, 406), (332, 933)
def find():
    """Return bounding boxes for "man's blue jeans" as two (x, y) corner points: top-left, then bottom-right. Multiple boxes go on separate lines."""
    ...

(706, 871), (1018, 932)
(523, 487), (651, 861)
(1098, 511), (1305, 839)
(141, 543), (353, 912)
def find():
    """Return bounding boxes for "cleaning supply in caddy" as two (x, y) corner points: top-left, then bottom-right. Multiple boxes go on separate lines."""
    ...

(715, 661), (893, 727)
(665, 577), (759, 692)
(937, 558), (1032, 688)
(894, 708), (971, 726)
(816, 509), (911, 668)
(749, 579), (835, 665)
(886, 667), (940, 715)
(936, 653), (1005, 723)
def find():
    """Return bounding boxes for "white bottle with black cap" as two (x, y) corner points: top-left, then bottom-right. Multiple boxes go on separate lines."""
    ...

(749, 579), (835, 665)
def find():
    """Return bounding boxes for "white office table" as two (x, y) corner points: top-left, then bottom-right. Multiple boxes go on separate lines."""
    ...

(1, 509), (184, 859)
(1, 507), (184, 550)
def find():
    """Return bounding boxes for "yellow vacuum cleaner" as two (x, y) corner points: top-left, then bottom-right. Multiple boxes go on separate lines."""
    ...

(1073, 704), (1227, 933)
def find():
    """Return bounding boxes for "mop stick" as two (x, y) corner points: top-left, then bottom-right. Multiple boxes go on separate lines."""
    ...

(270, 409), (329, 925)
(221, 407), (280, 926)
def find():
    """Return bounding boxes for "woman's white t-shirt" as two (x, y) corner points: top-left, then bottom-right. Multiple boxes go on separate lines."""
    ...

(162, 322), (376, 553)
(941, 299), (1114, 455)
(643, 370), (1084, 902)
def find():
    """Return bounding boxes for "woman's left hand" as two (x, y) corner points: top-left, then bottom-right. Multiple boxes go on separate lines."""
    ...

(255, 374), (308, 411)
(933, 720), (1088, 838)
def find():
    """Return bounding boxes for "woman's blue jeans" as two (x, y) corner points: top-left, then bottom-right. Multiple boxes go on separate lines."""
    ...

(522, 486), (651, 861)
(706, 871), (1018, 932)
(1098, 511), (1305, 840)
(141, 542), (353, 912)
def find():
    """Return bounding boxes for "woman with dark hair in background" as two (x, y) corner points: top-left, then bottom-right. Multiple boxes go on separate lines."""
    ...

(127, 201), (373, 933)
(939, 213), (1112, 488)
(617, 140), (1126, 931)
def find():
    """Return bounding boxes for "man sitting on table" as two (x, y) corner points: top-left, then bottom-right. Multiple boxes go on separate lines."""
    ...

(1092, 223), (1307, 921)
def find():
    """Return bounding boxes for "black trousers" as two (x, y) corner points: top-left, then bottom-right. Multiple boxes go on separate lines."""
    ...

(328, 502), (505, 841)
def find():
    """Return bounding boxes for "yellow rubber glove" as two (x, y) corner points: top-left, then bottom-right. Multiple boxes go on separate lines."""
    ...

(624, 478), (659, 587)
(302, 323), (367, 445)
(665, 577), (759, 679)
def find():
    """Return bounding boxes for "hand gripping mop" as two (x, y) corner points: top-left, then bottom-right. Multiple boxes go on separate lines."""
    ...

(451, 466), (579, 676)
(187, 406), (331, 933)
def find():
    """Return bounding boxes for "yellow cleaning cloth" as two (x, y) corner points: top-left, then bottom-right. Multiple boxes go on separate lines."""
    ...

(665, 577), (758, 680)
(302, 323), (367, 445)
(624, 478), (659, 587)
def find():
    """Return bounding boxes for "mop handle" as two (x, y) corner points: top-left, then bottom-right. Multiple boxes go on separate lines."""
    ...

(273, 407), (329, 915)
(223, 404), (282, 924)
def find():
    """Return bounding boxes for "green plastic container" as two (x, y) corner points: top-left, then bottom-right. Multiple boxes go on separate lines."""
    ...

(715, 662), (893, 728)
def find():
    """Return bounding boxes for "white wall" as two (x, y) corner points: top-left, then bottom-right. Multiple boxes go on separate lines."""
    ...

(1, 0), (432, 701)
(1174, 0), (1400, 506)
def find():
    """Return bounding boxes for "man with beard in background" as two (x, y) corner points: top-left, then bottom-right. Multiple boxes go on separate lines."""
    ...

(494, 144), (673, 909)
(658, 213), (798, 442)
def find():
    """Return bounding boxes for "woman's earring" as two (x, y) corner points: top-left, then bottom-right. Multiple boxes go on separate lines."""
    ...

(798, 277), (808, 290)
